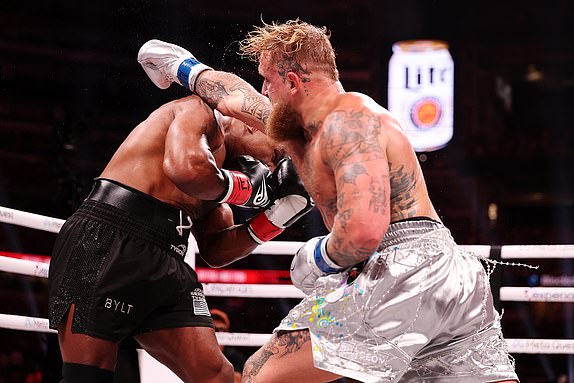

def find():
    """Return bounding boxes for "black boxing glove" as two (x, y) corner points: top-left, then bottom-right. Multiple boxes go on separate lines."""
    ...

(247, 157), (314, 244)
(217, 156), (272, 208)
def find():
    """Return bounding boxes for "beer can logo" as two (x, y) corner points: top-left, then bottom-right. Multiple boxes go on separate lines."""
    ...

(410, 97), (442, 129)
(388, 40), (454, 152)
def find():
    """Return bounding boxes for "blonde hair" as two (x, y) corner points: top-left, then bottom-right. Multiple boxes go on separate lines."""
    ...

(239, 19), (339, 81)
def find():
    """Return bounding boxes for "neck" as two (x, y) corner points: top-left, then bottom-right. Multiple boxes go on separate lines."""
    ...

(297, 80), (344, 137)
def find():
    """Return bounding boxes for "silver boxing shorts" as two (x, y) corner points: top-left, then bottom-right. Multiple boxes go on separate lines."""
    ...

(275, 219), (518, 382)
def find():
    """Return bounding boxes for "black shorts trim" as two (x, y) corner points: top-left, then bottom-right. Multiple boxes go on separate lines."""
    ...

(390, 216), (441, 225)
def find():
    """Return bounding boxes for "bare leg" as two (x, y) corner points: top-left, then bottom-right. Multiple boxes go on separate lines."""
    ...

(135, 326), (234, 383)
(58, 304), (118, 371)
(241, 329), (340, 383)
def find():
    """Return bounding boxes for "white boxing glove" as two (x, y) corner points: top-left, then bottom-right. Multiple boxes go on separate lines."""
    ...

(290, 234), (343, 294)
(247, 157), (314, 244)
(137, 39), (212, 91)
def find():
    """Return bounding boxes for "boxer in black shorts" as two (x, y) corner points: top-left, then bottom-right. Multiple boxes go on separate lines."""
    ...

(49, 179), (212, 343)
(48, 92), (313, 383)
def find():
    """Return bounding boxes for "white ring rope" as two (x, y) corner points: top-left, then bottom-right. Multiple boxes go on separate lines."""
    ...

(0, 206), (64, 233)
(6, 255), (574, 303)
(501, 244), (574, 259)
(505, 339), (574, 355)
(2, 313), (574, 354)
(0, 255), (50, 278)
(500, 287), (574, 303)
(2, 205), (574, 356)
(203, 283), (304, 298)
(0, 313), (57, 334)
(3, 205), (574, 257)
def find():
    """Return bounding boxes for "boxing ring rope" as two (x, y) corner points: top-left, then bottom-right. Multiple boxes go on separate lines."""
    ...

(1, 205), (574, 354)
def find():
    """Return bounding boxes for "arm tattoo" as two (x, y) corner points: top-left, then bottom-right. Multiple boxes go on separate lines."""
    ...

(330, 234), (376, 262)
(389, 163), (417, 217)
(369, 177), (386, 213)
(335, 192), (352, 232)
(242, 330), (310, 383)
(195, 78), (229, 109)
(323, 109), (388, 264)
(195, 78), (271, 125)
(241, 93), (271, 125)
(322, 110), (384, 171)
(339, 163), (367, 185)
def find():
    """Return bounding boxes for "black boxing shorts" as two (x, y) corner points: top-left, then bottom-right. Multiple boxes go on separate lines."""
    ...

(48, 178), (212, 342)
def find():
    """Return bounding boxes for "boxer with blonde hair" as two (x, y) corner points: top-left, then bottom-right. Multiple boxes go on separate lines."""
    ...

(138, 19), (518, 383)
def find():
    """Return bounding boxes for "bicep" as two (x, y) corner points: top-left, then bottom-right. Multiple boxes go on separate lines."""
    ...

(163, 105), (228, 200)
(332, 152), (390, 229)
(324, 113), (390, 224)
(164, 108), (212, 167)
(323, 112), (390, 263)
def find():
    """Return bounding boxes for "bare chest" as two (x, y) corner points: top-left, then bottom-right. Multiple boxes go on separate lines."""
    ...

(291, 145), (337, 228)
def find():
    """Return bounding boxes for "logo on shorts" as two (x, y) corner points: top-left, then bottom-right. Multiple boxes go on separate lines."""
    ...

(190, 288), (210, 316)
(104, 298), (134, 315)
(170, 244), (187, 257)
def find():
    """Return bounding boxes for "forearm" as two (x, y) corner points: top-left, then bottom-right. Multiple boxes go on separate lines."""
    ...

(326, 222), (382, 268)
(137, 40), (271, 131)
(164, 149), (227, 201)
(171, 168), (226, 201)
(199, 225), (258, 267)
(195, 71), (271, 133)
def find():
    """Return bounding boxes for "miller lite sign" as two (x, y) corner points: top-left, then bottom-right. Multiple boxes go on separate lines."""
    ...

(388, 40), (454, 152)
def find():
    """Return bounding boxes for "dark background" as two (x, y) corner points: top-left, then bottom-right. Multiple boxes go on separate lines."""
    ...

(0, 0), (573, 382)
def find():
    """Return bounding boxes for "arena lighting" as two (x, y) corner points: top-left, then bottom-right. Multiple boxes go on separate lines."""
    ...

(388, 40), (454, 152)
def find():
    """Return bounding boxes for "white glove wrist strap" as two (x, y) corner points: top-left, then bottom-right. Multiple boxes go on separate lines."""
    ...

(177, 58), (212, 91)
(313, 233), (343, 273)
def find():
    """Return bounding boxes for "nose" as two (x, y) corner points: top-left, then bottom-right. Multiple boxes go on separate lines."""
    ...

(261, 81), (269, 97)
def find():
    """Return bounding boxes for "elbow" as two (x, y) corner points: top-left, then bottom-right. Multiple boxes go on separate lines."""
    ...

(199, 248), (228, 268)
(340, 224), (388, 261)
(214, 98), (232, 117)
(163, 156), (196, 186)
(162, 158), (182, 185)
(163, 153), (220, 196)
(202, 258), (227, 268)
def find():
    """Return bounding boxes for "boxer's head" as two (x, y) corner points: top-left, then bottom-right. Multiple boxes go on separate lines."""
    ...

(240, 19), (339, 107)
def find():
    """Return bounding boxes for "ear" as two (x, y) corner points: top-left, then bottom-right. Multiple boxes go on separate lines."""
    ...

(286, 72), (302, 95)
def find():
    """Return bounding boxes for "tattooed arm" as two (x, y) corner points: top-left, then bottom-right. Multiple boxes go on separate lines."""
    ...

(323, 109), (391, 267)
(195, 71), (272, 133)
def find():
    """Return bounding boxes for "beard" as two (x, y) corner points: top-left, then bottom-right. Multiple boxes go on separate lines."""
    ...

(267, 102), (306, 143)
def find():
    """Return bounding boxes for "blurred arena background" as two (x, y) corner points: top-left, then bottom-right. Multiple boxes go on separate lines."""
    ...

(0, 0), (573, 382)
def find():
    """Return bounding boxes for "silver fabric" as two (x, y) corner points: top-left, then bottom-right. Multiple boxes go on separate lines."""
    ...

(275, 219), (518, 382)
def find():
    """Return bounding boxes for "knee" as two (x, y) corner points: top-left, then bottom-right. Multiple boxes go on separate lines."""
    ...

(215, 357), (235, 383)
(199, 356), (234, 383)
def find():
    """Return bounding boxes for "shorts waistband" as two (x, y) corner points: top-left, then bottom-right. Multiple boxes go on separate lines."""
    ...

(378, 218), (446, 250)
(87, 178), (189, 225)
(80, 178), (192, 254)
